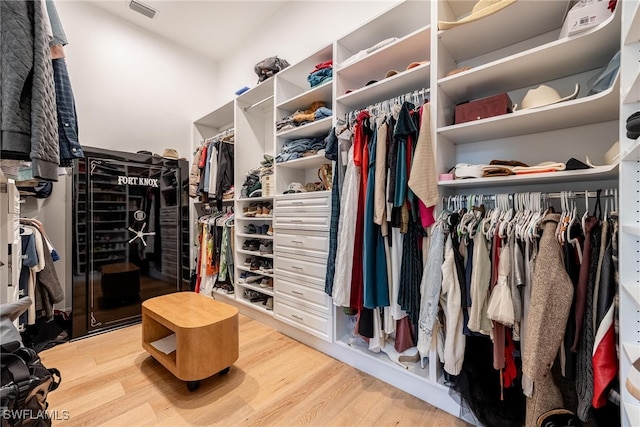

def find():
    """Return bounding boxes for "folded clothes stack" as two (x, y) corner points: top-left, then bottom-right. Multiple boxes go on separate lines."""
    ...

(276, 101), (333, 133)
(275, 137), (326, 163)
(453, 158), (596, 179)
(308, 60), (332, 88)
(240, 155), (273, 198)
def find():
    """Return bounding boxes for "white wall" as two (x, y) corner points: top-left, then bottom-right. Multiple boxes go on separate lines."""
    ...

(44, 1), (220, 311)
(56, 1), (219, 159)
(215, 0), (401, 100)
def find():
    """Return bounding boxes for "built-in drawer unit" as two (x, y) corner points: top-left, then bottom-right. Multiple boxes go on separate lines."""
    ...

(274, 297), (332, 341)
(275, 276), (332, 314)
(274, 230), (329, 259)
(274, 193), (330, 216)
(275, 254), (326, 287)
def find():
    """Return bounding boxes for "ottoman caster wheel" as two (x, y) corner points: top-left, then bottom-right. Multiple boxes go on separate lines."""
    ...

(187, 380), (200, 391)
(220, 367), (230, 375)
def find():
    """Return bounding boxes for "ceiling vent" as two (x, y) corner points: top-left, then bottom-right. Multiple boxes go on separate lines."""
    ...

(128, 0), (157, 19)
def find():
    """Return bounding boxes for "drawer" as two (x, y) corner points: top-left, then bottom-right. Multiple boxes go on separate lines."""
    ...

(274, 215), (330, 232)
(275, 230), (328, 259)
(274, 194), (330, 216)
(274, 298), (332, 342)
(275, 276), (332, 314)
(275, 254), (326, 288)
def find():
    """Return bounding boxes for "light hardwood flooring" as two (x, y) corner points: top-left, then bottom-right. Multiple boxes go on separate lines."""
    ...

(40, 315), (470, 426)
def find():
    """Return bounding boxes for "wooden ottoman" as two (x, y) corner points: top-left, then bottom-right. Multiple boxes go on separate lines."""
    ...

(142, 292), (239, 391)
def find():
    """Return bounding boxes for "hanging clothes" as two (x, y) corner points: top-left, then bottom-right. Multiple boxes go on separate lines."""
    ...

(523, 213), (575, 427)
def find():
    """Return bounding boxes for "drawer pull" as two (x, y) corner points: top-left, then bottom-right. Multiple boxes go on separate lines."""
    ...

(290, 219), (303, 223)
(292, 201), (304, 206)
(291, 266), (303, 270)
(291, 240), (303, 244)
(291, 290), (304, 296)
(291, 314), (304, 321)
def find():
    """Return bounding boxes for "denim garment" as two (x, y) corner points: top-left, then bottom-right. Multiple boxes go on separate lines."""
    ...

(307, 68), (333, 87)
(416, 222), (446, 356)
(315, 107), (333, 119)
(52, 59), (83, 166)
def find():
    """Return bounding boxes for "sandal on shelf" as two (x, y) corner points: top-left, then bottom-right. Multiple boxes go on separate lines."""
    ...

(318, 164), (332, 190)
(304, 182), (324, 192)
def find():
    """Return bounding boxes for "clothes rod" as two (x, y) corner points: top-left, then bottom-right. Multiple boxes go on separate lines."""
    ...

(244, 95), (274, 111)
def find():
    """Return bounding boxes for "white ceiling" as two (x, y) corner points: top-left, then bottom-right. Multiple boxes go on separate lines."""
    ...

(88, 0), (290, 61)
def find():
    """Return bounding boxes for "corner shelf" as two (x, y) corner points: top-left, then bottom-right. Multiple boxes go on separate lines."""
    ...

(623, 71), (640, 105)
(336, 63), (431, 110)
(237, 265), (273, 278)
(237, 248), (274, 259)
(275, 116), (333, 140)
(276, 153), (330, 170)
(623, 0), (640, 45)
(437, 79), (619, 144)
(624, 402), (640, 427)
(276, 80), (332, 112)
(438, 164), (618, 189)
(437, 10), (621, 102)
(437, 1), (572, 62)
(621, 224), (640, 237)
(236, 281), (274, 297)
(622, 282), (640, 307)
(235, 294), (274, 316)
(621, 139), (640, 162)
(236, 232), (273, 240)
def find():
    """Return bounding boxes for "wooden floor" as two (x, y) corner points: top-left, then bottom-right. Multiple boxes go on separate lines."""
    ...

(40, 315), (470, 427)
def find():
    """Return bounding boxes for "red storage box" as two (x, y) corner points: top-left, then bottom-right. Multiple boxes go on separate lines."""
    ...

(454, 93), (513, 124)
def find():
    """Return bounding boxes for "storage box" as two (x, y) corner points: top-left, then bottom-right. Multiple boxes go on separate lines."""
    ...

(261, 174), (274, 197)
(454, 93), (513, 125)
(559, 0), (613, 38)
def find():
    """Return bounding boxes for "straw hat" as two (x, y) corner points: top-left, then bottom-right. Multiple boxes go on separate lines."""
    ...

(515, 83), (580, 111)
(162, 148), (179, 159)
(438, 0), (516, 30)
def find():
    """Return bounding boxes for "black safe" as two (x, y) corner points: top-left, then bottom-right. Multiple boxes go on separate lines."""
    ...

(71, 147), (190, 338)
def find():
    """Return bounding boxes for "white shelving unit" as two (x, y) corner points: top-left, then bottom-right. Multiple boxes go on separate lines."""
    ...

(188, 1), (636, 424)
(619, 1), (640, 424)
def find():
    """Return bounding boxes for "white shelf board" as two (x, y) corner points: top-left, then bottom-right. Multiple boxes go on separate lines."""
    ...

(276, 116), (333, 140)
(235, 294), (274, 315)
(237, 78), (274, 110)
(337, 64), (431, 110)
(236, 232), (273, 240)
(237, 265), (273, 278)
(337, 26), (430, 84)
(236, 281), (274, 297)
(438, 164), (619, 189)
(623, 1), (640, 45)
(276, 153), (330, 170)
(336, 1), (429, 59)
(236, 196), (273, 203)
(276, 44), (332, 79)
(276, 80), (333, 112)
(274, 190), (331, 200)
(624, 402), (640, 427)
(194, 99), (234, 130)
(235, 216), (273, 221)
(437, 80), (619, 144)
(622, 139), (640, 162)
(624, 343), (640, 364)
(623, 70), (640, 104)
(621, 224), (640, 237)
(237, 248), (274, 259)
(437, 13), (621, 102)
(438, 1), (572, 62)
(622, 282), (640, 308)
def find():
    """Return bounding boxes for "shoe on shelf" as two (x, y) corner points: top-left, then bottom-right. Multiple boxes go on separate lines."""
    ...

(245, 273), (263, 284)
(259, 242), (273, 254)
(259, 277), (273, 288)
(250, 258), (260, 271)
(265, 297), (273, 310)
(242, 240), (252, 250)
(255, 205), (264, 217)
(261, 203), (272, 217)
(260, 259), (273, 274)
(238, 271), (249, 283)
(243, 257), (252, 267)
(244, 224), (257, 234)
(626, 357), (640, 401)
(247, 240), (261, 251)
(266, 226), (274, 236)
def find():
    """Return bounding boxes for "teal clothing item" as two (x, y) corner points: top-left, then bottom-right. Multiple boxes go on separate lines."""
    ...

(393, 102), (417, 207)
(363, 125), (390, 309)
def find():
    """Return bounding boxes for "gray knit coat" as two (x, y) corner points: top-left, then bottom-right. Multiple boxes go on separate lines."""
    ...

(1, 0), (60, 181)
(522, 213), (575, 427)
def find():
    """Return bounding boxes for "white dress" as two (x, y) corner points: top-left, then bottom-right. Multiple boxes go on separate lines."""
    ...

(332, 146), (359, 307)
